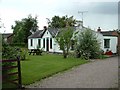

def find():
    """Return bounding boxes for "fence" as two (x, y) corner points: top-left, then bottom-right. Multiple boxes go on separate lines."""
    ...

(1, 57), (22, 89)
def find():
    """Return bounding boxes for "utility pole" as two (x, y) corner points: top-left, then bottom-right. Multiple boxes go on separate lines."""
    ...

(78, 11), (88, 26)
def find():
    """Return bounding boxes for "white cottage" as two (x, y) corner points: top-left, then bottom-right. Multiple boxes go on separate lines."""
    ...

(100, 31), (118, 53)
(28, 28), (63, 53)
(28, 26), (118, 54)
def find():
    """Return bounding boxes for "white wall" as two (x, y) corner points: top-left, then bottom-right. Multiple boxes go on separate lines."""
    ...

(42, 30), (51, 51)
(28, 30), (63, 53)
(42, 30), (62, 53)
(52, 38), (63, 53)
(28, 38), (34, 49)
(28, 38), (43, 49)
(103, 36), (118, 53)
(92, 33), (118, 53)
(95, 32), (104, 50)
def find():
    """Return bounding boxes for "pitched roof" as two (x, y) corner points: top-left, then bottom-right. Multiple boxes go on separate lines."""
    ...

(100, 31), (118, 36)
(48, 28), (59, 37)
(28, 28), (61, 38)
(28, 28), (59, 38)
(28, 26), (85, 39)
(28, 30), (44, 38)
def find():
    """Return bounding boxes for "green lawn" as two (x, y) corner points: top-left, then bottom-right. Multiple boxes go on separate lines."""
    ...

(21, 53), (88, 85)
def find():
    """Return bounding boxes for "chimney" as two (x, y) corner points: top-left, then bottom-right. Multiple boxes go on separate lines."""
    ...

(76, 20), (83, 28)
(97, 27), (101, 32)
(43, 26), (47, 30)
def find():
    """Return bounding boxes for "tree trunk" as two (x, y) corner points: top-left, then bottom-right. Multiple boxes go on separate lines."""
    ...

(63, 50), (67, 58)
(66, 45), (69, 56)
(63, 54), (67, 58)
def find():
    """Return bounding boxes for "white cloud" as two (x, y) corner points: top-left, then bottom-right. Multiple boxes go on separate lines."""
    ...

(0, 7), (28, 33)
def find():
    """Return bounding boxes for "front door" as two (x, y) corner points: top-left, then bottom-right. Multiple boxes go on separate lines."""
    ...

(46, 38), (49, 51)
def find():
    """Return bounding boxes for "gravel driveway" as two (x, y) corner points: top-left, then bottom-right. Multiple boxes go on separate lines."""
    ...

(26, 56), (118, 88)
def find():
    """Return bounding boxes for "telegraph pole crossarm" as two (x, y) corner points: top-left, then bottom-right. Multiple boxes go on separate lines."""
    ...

(78, 11), (88, 26)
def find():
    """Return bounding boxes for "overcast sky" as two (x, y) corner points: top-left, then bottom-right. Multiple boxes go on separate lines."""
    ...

(0, 0), (119, 33)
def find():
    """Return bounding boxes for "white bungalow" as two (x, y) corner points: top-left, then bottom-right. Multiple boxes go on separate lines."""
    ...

(28, 26), (118, 54)
(28, 28), (63, 53)
(100, 30), (118, 54)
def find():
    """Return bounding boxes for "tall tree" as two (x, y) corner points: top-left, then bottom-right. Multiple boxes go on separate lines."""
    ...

(48, 15), (76, 28)
(56, 27), (73, 58)
(12, 21), (25, 43)
(12, 15), (38, 44)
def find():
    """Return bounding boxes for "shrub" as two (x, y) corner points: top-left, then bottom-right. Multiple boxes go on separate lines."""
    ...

(75, 28), (101, 60)
(2, 39), (17, 88)
(19, 48), (27, 60)
(2, 41), (18, 60)
(2, 39), (27, 88)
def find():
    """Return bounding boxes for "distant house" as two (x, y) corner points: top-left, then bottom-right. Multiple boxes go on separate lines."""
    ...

(97, 27), (118, 54)
(2, 33), (13, 43)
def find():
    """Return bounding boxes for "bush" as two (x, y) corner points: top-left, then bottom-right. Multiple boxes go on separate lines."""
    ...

(75, 49), (80, 58)
(2, 42), (18, 60)
(75, 28), (101, 60)
(2, 39), (27, 88)
(2, 39), (17, 88)
(19, 48), (27, 60)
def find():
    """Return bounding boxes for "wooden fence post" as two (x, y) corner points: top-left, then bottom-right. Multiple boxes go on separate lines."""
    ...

(17, 56), (22, 88)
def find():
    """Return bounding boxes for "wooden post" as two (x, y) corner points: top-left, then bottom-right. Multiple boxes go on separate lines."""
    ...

(117, 32), (120, 56)
(17, 56), (22, 88)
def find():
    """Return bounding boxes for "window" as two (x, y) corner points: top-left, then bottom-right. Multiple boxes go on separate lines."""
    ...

(43, 38), (45, 48)
(30, 39), (33, 46)
(38, 39), (41, 48)
(50, 38), (52, 49)
(104, 39), (110, 48)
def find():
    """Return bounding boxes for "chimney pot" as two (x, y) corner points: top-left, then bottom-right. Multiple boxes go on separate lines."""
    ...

(43, 26), (47, 30)
(97, 27), (101, 32)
